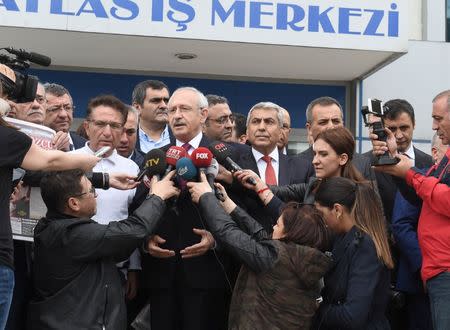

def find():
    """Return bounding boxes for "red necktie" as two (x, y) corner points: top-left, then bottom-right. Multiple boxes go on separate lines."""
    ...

(262, 155), (277, 186)
(181, 143), (191, 155)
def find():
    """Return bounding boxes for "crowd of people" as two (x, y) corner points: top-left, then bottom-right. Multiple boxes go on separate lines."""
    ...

(1, 63), (450, 330)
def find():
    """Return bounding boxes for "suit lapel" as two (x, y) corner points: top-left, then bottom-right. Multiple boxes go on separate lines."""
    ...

(278, 151), (289, 186)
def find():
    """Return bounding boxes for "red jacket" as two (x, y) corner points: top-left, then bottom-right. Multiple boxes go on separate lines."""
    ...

(405, 148), (450, 282)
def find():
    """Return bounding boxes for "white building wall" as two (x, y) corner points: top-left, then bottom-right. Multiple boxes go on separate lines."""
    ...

(424, 0), (447, 41)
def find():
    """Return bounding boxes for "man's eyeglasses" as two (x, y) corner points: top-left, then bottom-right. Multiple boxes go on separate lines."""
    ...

(72, 185), (97, 198)
(149, 97), (169, 105)
(47, 104), (75, 113)
(208, 115), (234, 125)
(88, 120), (124, 131)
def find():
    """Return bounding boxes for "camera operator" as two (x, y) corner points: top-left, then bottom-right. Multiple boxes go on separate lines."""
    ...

(0, 63), (99, 328)
(28, 169), (179, 329)
(372, 90), (450, 330)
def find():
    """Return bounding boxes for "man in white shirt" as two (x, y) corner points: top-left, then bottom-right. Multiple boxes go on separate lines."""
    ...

(72, 95), (140, 300)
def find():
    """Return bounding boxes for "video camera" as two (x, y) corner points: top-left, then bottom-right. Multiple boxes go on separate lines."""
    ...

(361, 99), (400, 166)
(0, 47), (51, 103)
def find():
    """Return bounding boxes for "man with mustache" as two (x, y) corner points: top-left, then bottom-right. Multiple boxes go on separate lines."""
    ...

(116, 106), (144, 166)
(132, 80), (171, 153)
(130, 87), (231, 330)
(234, 102), (313, 232)
(203, 94), (234, 142)
(14, 83), (46, 125)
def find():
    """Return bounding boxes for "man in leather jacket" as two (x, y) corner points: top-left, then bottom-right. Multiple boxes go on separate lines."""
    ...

(27, 169), (179, 330)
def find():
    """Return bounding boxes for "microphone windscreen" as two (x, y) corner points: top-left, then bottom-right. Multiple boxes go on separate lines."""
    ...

(191, 147), (213, 168)
(143, 149), (167, 177)
(205, 158), (219, 178)
(176, 157), (198, 181)
(208, 141), (231, 164)
(166, 146), (187, 167)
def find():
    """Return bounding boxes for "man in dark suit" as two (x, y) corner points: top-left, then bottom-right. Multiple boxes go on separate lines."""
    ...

(130, 87), (230, 330)
(117, 105), (144, 166)
(234, 102), (314, 232)
(277, 107), (292, 155)
(43, 83), (86, 150)
(363, 99), (433, 223)
(297, 96), (373, 179)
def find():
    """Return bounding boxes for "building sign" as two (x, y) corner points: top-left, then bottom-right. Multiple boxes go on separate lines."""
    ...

(0, 0), (407, 52)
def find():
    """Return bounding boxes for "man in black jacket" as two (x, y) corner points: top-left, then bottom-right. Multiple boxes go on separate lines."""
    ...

(28, 169), (178, 330)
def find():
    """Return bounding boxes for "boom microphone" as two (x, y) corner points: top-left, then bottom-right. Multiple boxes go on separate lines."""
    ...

(5, 47), (51, 67)
(208, 141), (256, 186)
(165, 146), (187, 176)
(176, 157), (198, 181)
(136, 149), (167, 182)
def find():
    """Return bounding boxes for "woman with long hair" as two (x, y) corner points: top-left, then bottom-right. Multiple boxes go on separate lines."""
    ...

(187, 173), (333, 329)
(236, 126), (368, 218)
(313, 176), (393, 329)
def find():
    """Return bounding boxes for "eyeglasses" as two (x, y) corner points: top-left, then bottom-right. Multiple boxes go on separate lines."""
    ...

(72, 185), (97, 198)
(47, 104), (75, 113)
(124, 128), (137, 136)
(88, 120), (124, 131)
(149, 97), (170, 104)
(208, 114), (234, 125)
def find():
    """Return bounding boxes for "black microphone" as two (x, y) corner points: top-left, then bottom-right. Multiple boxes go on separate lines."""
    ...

(206, 159), (225, 201)
(5, 47), (51, 67)
(208, 141), (256, 186)
(136, 149), (167, 182)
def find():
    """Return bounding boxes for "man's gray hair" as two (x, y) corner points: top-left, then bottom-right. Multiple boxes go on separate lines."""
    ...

(305, 96), (343, 123)
(126, 105), (140, 128)
(246, 102), (284, 127)
(170, 87), (208, 109)
(432, 90), (450, 112)
(43, 83), (73, 104)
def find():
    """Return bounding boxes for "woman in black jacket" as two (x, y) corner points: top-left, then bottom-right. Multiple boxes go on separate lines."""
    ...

(313, 177), (394, 330)
(187, 173), (332, 330)
(236, 126), (368, 219)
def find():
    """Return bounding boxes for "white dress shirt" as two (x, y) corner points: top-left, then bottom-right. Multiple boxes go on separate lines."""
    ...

(71, 144), (141, 270)
(175, 131), (203, 156)
(403, 144), (416, 167)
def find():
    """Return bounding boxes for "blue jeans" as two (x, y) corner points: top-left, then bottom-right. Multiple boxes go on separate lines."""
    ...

(0, 265), (14, 330)
(427, 271), (450, 330)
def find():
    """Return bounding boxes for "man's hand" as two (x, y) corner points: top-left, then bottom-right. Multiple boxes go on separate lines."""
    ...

(216, 165), (233, 184)
(180, 229), (215, 259)
(125, 271), (139, 300)
(370, 127), (398, 158)
(52, 131), (70, 151)
(187, 172), (212, 203)
(109, 173), (139, 190)
(374, 154), (413, 178)
(146, 235), (175, 258)
(150, 171), (180, 200)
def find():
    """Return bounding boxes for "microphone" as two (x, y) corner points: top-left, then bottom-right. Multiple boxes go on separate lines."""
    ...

(165, 146), (187, 176)
(5, 47), (51, 67)
(176, 157), (198, 181)
(206, 159), (225, 201)
(208, 141), (256, 186)
(191, 147), (213, 172)
(136, 149), (167, 182)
